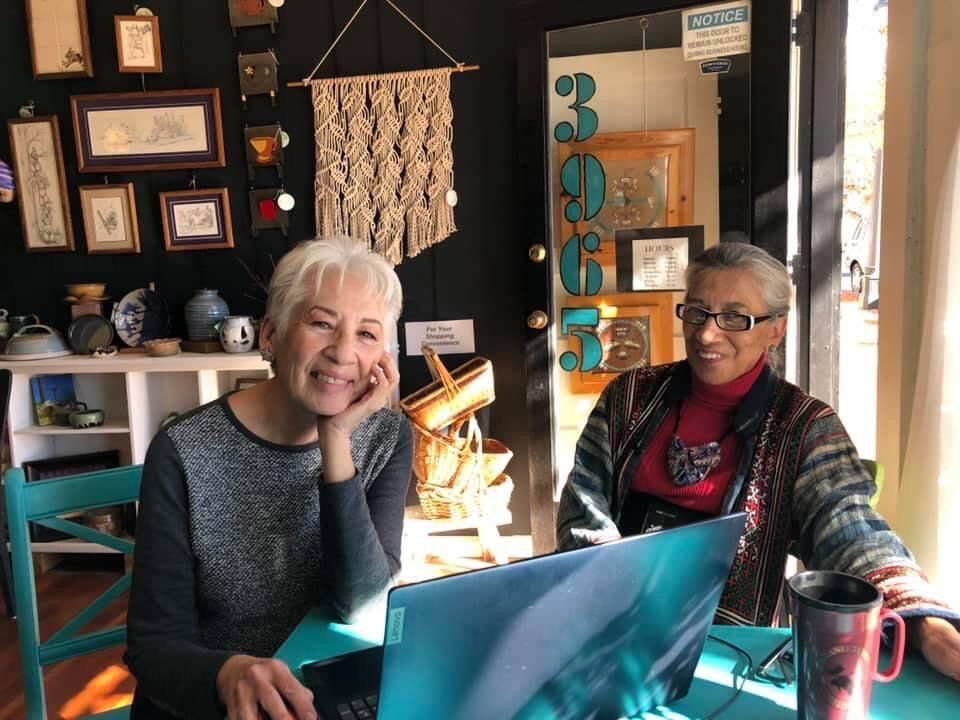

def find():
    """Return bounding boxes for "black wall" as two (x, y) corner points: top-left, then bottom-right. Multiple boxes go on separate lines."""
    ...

(0, 1), (532, 529)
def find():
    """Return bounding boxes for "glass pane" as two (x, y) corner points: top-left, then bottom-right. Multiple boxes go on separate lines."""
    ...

(546, 4), (753, 492)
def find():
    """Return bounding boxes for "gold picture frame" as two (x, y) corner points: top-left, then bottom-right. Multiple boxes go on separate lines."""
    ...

(563, 291), (674, 394)
(25, 0), (94, 79)
(114, 14), (163, 74)
(7, 116), (75, 253)
(78, 183), (142, 255)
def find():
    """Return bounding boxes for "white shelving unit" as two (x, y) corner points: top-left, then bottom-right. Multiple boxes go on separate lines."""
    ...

(1, 351), (271, 554)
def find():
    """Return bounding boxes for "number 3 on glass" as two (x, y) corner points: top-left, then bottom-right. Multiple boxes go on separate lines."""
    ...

(559, 307), (601, 372)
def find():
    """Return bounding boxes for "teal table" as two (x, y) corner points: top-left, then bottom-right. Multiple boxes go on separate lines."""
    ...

(276, 607), (960, 718)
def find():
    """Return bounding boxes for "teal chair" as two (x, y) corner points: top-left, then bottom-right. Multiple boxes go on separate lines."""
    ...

(4, 465), (142, 720)
(862, 458), (885, 509)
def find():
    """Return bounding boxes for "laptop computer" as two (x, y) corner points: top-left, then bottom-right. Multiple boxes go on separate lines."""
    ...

(304, 512), (748, 720)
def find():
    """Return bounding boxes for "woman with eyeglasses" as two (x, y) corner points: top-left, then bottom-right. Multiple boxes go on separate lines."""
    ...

(557, 242), (960, 682)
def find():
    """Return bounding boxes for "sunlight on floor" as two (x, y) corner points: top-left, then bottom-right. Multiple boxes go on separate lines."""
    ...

(58, 664), (132, 719)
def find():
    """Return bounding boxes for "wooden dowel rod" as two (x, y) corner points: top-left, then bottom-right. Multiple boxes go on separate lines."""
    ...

(286, 64), (480, 88)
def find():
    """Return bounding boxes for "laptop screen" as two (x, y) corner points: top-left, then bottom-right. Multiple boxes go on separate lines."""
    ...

(377, 513), (746, 719)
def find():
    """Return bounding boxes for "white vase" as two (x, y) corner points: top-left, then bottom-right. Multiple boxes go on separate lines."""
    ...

(219, 316), (255, 353)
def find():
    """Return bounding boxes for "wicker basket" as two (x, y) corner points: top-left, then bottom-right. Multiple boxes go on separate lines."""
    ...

(411, 416), (514, 519)
(400, 345), (495, 432)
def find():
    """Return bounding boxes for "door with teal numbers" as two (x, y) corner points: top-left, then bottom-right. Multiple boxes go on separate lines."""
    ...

(515, 0), (794, 553)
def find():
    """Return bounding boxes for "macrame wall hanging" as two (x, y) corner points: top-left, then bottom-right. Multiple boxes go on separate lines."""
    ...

(289, 0), (477, 266)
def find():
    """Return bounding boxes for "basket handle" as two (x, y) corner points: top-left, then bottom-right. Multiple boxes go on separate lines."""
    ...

(422, 343), (462, 401)
(446, 414), (484, 496)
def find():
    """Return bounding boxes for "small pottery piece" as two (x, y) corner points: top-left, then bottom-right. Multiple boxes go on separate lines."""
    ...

(219, 315), (255, 353)
(185, 289), (230, 341)
(68, 402), (106, 429)
(143, 337), (182, 357)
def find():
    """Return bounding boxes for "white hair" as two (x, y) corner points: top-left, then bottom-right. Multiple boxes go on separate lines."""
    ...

(685, 242), (792, 315)
(265, 236), (403, 341)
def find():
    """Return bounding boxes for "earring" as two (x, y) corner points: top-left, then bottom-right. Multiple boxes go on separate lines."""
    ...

(260, 347), (275, 363)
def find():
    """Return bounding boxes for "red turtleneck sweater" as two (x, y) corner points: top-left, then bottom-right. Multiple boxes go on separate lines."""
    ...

(630, 354), (766, 514)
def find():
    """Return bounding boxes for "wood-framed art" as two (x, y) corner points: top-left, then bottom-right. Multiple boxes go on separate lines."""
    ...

(114, 14), (163, 73)
(71, 89), (226, 173)
(7, 116), (75, 253)
(159, 188), (235, 252)
(78, 183), (142, 255)
(562, 291), (674, 394)
(25, 0), (93, 79)
(615, 225), (705, 293)
(557, 129), (696, 269)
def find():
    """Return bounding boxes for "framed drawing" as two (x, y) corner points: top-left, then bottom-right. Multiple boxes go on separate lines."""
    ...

(114, 14), (163, 73)
(160, 188), (235, 252)
(557, 129), (695, 271)
(25, 0), (93, 79)
(78, 183), (141, 254)
(7, 116), (75, 253)
(71, 89), (226, 173)
(562, 291), (674, 393)
(615, 225), (705, 292)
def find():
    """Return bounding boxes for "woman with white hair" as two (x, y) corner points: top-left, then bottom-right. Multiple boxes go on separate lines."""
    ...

(126, 236), (412, 719)
(558, 242), (960, 683)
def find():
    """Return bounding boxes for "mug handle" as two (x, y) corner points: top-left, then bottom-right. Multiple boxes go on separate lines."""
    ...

(874, 608), (906, 682)
(26, 313), (40, 324)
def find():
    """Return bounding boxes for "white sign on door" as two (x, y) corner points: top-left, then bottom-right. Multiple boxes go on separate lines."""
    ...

(404, 319), (476, 356)
(682, 1), (751, 62)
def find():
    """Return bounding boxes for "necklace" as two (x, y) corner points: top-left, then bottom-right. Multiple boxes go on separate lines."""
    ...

(667, 435), (722, 486)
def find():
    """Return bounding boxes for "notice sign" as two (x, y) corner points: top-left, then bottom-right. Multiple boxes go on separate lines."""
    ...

(682, 1), (751, 62)
(632, 237), (690, 291)
(404, 319), (476, 356)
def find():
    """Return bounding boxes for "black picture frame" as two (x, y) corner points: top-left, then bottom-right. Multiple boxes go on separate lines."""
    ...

(23, 450), (121, 542)
(615, 225), (706, 293)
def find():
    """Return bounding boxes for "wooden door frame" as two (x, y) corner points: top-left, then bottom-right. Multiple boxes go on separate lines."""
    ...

(514, 0), (794, 554)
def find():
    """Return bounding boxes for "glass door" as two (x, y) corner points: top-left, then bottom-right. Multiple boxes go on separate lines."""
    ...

(516, 0), (794, 552)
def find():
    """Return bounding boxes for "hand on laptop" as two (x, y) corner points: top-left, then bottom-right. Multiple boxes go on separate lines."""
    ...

(217, 654), (317, 720)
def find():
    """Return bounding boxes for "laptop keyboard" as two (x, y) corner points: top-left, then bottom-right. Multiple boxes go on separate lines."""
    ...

(334, 694), (378, 719)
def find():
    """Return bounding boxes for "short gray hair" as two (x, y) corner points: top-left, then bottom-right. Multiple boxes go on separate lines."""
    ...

(685, 242), (792, 315)
(265, 235), (403, 341)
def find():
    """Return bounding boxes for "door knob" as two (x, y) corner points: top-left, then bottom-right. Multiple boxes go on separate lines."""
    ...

(528, 244), (547, 263)
(527, 310), (549, 330)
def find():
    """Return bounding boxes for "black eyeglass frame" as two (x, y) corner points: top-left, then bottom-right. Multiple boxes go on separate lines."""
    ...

(675, 303), (777, 332)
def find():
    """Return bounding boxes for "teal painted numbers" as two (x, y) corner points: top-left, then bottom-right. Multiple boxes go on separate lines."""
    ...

(559, 307), (602, 372)
(554, 73), (598, 142)
(554, 71), (606, 371)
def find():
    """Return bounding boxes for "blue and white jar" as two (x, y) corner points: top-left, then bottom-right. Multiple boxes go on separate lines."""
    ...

(184, 289), (229, 342)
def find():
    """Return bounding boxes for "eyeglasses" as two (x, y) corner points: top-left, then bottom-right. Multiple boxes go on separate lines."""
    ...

(675, 303), (776, 332)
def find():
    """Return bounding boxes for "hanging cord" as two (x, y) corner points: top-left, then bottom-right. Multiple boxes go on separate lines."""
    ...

(640, 17), (649, 135)
(293, 0), (478, 86)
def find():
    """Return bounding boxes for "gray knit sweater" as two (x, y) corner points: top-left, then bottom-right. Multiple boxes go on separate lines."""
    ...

(125, 396), (413, 719)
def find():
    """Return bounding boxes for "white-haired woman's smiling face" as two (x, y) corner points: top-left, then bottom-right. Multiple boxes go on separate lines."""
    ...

(682, 268), (786, 385)
(270, 271), (387, 418)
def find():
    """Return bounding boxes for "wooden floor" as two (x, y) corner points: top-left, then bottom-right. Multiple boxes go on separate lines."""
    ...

(0, 535), (532, 718)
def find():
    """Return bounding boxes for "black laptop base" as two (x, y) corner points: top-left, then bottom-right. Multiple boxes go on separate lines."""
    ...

(304, 646), (384, 719)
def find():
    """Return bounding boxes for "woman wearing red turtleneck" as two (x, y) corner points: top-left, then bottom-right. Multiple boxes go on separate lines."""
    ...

(557, 242), (960, 684)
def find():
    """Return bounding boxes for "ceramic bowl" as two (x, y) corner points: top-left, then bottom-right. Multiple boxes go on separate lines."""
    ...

(143, 337), (182, 357)
(69, 406), (106, 429)
(66, 282), (107, 299)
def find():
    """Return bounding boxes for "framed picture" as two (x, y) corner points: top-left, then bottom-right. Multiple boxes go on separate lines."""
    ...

(25, 0), (93, 79)
(160, 188), (235, 252)
(114, 14), (163, 73)
(562, 291), (674, 393)
(557, 129), (696, 271)
(71, 89), (226, 173)
(615, 225), (705, 293)
(78, 183), (142, 254)
(7, 116), (75, 253)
